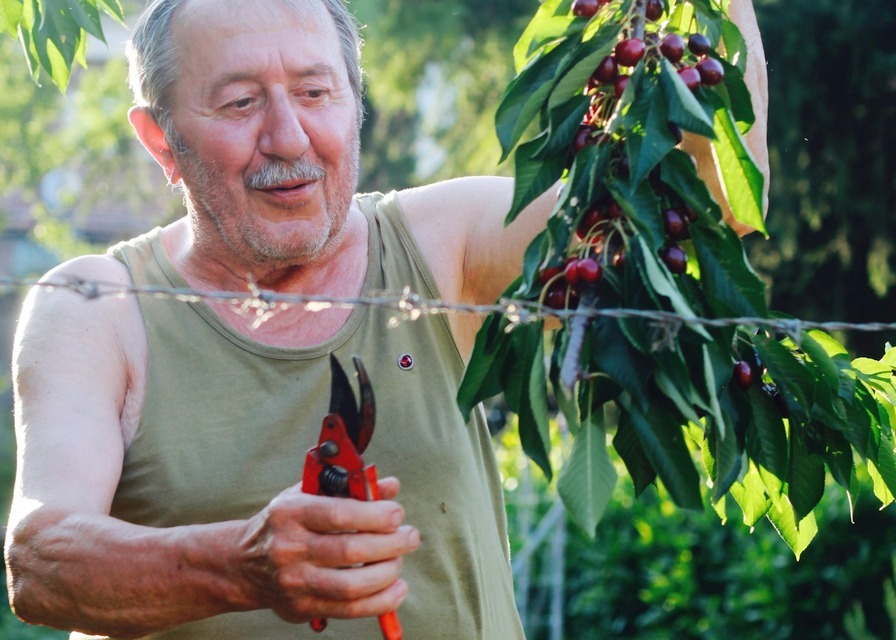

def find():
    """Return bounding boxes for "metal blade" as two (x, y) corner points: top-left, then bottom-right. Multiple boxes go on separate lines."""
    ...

(328, 354), (360, 448)
(352, 355), (376, 454)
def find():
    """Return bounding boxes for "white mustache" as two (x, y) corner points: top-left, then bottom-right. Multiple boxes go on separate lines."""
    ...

(245, 160), (326, 189)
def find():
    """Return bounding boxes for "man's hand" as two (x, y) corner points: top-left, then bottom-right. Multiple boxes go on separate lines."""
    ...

(239, 479), (419, 624)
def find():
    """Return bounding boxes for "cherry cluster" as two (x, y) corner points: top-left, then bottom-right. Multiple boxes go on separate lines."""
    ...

(540, 0), (725, 307)
(539, 1), (777, 404)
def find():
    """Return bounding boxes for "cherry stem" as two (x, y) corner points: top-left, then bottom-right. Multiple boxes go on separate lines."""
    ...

(560, 286), (599, 390)
(632, 0), (647, 41)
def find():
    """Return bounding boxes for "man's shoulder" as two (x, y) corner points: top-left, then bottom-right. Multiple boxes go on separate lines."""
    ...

(42, 252), (134, 288)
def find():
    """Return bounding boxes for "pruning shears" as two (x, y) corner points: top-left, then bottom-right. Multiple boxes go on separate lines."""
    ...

(301, 354), (403, 640)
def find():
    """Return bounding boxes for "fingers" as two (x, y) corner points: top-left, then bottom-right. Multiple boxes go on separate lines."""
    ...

(301, 525), (420, 568)
(377, 476), (400, 501)
(274, 574), (409, 624)
(241, 483), (418, 623)
(277, 488), (405, 535)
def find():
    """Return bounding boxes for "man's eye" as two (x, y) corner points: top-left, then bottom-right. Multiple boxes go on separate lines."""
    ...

(229, 97), (253, 109)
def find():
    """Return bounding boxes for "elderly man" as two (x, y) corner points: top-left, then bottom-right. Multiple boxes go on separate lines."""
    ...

(4, 0), (768, 638)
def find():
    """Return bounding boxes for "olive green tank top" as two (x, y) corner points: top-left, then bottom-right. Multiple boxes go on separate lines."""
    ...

(85, 192), (525, 640)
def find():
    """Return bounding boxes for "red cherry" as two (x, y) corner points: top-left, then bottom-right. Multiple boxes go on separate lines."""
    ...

(572, 0), (600, 18)
(697, 58), (725, 86)
(539, 264), (563, 284)
(544, 282), (569, 309)
(662, 208), (689, 240)
(592, 55), (619, 85)
(613, 74), (630, 98)
(733, 360), (754, 390)
(659, 244), (688, 274)
(572, 125), (598, 153)
(577, 205), (608, 237)
(660, 33), (685, 64)
(678, 66), (701, 90)
(577, 258), (604, 283)
(645, 0), (665, 21)
(564, 258), (581, 286)
(615, 38), (646, 67)
(606, 200), (624, 219)
(688, 33), (711, 56)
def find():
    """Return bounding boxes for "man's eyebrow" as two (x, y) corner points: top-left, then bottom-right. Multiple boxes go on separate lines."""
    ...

(209, 64), (338, 96)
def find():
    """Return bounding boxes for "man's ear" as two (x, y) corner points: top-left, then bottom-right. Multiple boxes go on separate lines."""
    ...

(128, 106), (183, 185)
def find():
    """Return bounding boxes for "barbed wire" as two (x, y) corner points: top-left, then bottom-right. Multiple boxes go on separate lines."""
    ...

(1, 275), (894, 339)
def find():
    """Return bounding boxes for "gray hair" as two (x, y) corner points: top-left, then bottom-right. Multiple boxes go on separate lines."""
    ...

(126, 0), (365, 147)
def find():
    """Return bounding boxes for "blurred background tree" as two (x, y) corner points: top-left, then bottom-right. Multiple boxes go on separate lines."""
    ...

(2, 0), (895, 638)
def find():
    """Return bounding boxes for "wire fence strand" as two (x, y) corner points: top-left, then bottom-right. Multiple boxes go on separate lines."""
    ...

(2, 275), (894, 339)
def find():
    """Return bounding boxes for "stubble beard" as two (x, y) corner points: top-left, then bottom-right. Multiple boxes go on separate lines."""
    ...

(172, 130), (361, 270)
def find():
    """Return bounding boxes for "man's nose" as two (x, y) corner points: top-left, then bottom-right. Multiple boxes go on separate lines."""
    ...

(258, 89), (310, 159)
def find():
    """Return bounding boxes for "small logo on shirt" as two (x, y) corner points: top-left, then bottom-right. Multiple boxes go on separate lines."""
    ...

(398, 353), (414, 371)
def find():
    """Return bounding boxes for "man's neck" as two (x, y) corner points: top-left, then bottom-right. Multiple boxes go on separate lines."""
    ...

(159, 207), (370, 347)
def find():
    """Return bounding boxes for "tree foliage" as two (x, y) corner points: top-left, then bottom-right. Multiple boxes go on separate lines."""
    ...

(456, 0), (896, 556)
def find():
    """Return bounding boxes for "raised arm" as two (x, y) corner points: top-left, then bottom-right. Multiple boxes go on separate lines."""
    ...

(684, 0), (769, 235)
(4, 257), (416, 637)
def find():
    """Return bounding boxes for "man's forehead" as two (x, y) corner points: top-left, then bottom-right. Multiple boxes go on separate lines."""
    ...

(174, 0), (330, 40)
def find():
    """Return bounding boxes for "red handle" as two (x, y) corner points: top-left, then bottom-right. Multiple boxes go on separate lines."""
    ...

(302, 451), (403, 639)
(378, 610), (403, 640)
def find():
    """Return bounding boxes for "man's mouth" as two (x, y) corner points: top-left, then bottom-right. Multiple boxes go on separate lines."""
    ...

(260, 180), (314, 194)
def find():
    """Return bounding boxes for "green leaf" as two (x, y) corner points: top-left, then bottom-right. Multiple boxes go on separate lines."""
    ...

(787, 428), (825, 522)
(767, 494), (818, 560)
(798, 332), (842, 394)
(744, 384), (788, 495)
(512, 0), (577, 72)
(609, 178), (664, 251)
(721, 18), (748, 72)
(708, 92), (767, 235)
(852, 357), (896, 401)
(62, 0), (105, 41)
(705, 417), (741, 502)
(702, 344), (728, 441)
(729, 461), (772, 527)
(527, 327), (552, 462)
(506, 134), (566, 224)
(659, 58), (715, 138)
(754, 335), (814, 425)
(691, 224), (768, 319)
(621, 397), (704, 510)
(882, 346), (896, 369)
(0, 0), (23, 36)
(565, 140), (612, 215)
(558, 409), (618, 535)
(21, 0), (85, 91)
(712, 57), (755, 132)
(547, 23), (620, 110)
(496, 36), (578, 160)
(870, 430), (896, 505)
(613, 409), (657, 496)
(824, 428), (857, 500)
(633, 235), (711, 340)
(95, 0), (124, 24)
(533, 94), (591, 158)
(457, 312), (510, 419)
(507, 324), (553, 478)
(659, 149), (723, 224)
(654, 369), (702, 426)
(589, 316), (653, 413)
(621, 64), (677, 189)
